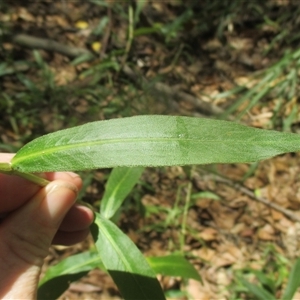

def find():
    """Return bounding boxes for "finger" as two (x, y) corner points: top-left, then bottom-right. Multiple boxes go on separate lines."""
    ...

(52, 229), (91, 245)
(0, 180), (78, 264)
(0, 170), (82, 213)
(0, 172), (41, 212)
(58, 204), (94, 232)
(0, 153), (41, 211)
(46, 172), (82, 190)
(0, 153), (14, 162)
(0, 154), (81, 188)
(0, 180), (78, 299)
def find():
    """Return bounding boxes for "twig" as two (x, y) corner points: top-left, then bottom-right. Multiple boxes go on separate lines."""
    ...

(193, 170), (300, 223)
(11, 34), (93, 59)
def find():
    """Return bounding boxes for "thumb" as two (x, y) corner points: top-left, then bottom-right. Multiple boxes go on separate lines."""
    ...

(0, 180), (78, 299)
(2, 180), (78, 263)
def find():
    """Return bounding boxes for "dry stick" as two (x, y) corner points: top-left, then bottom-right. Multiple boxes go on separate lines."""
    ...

(11, 34), (92, 58)
(194, 171), (300, 222)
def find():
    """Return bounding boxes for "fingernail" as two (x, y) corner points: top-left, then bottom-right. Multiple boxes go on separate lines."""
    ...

(44, 181), (78, 221)
(76, 200), (94, 212)
(66, 172), (81, 179)
(45, 181), (78, 195)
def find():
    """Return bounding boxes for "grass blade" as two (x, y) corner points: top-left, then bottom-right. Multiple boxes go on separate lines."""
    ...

(239, 277), (276, 300)
(281, 258), (300, 300)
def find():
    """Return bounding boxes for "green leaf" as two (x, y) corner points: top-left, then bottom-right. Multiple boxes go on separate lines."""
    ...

(147, 254), (201, 282)
(134, 26), (161, 36)
(11, 115), (300, 173)
(92, 213), (165, 300)
(239, 277), (276, 300)
(250, 269), (276, 294)
(93, 16), (109, 35)
(134, 0), (146, 25)
(101, 167), (144, 218)
(71, 52), (95, 65)
(281, 258), (300, 300)
(38, 251), (102, 300)
(191, 191), (220, 200)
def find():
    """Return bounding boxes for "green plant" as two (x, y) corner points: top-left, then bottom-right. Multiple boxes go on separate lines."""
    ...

(2, 114), (300, 299)
(229, 257), (300, 300)
(216, 47), (300, 130)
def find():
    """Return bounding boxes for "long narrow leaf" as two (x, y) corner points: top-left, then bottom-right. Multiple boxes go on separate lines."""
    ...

(147, 255), (201, 282)
(10, 115), (300, 173)
(237, 84), (271, 120)
(38, 251), (102, 300)
(101, 166), (144, 219)
(281, 258), (300, 300)
(92, 213), (165, 300)
(239, 277), (276, 300)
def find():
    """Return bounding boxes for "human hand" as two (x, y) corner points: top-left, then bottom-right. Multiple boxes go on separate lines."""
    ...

(0, 153), (94, 299)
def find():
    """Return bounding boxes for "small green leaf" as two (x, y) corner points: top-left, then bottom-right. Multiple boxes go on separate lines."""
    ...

(134, 26), (160, 36)
(101, 167), (144, 219)
(250, 270), (276, 294)
(93, 16), (109, 35)
(92, 213), (165, 300)
(239, 277), (276, 300)
(191, 191), (220, 200)
(38, 251), (102, 300)
(148, 254), (201, 282)
(71, 52), (95, 65)
(281, 258), (300, 300)
(11, 115), (300, 173)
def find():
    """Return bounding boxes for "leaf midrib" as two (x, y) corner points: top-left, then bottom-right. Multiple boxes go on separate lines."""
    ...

(12, 135), (287, 166)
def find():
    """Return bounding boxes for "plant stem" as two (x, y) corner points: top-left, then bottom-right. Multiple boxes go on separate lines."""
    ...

(0, 162), (12, 173)
(0, 162), (50, 186)
(180, 181), (192, 253)
(12, 171), (50, 186)
(119, 5), (134, 70)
